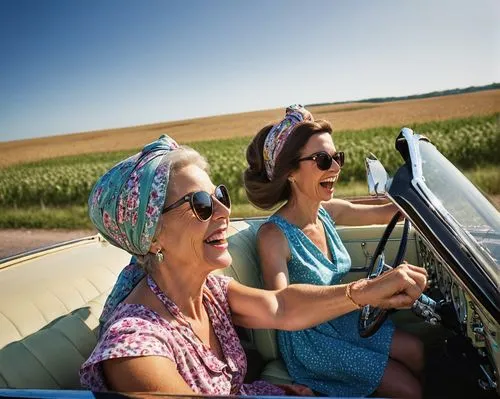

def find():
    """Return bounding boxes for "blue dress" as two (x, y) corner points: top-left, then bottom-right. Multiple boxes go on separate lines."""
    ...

(268, 207), (395, 397)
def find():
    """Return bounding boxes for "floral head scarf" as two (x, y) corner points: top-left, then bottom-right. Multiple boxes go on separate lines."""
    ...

(263, 104), (314, 180)
(88, 134), (179, 256)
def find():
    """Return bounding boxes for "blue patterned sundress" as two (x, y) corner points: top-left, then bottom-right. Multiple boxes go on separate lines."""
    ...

(268, 207), (395, 397)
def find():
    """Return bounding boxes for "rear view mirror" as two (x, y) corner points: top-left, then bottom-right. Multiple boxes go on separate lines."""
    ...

(365, 154), (389, 196)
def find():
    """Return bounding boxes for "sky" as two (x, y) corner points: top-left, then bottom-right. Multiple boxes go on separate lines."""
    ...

(0, 0), (499, 142)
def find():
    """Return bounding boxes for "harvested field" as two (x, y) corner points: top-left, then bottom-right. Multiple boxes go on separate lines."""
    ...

(1, 90), (499, 168)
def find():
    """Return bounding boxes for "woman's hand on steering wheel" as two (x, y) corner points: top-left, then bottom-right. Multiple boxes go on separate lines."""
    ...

(351, 263), (428, 309)
(358, 211), (428, 337)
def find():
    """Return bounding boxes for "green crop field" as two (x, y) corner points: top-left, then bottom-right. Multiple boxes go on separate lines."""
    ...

(1, 115), (498, 212)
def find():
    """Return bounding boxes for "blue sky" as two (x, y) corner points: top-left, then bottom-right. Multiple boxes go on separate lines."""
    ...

(0, 0), (498, 142)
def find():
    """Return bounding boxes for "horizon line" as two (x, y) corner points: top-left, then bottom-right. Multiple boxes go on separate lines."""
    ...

(2, 82), (498, 144)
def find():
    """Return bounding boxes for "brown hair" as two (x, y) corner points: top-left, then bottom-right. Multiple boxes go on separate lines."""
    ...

(244, 119), (332, 209)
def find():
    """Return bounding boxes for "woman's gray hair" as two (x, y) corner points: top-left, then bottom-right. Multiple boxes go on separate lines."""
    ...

(135, 145), (208, 273)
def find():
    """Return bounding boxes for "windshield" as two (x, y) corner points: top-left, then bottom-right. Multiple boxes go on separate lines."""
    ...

(417, 141), (500, 279)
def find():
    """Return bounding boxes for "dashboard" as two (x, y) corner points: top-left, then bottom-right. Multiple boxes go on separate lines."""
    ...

(416, 233), (499, 392)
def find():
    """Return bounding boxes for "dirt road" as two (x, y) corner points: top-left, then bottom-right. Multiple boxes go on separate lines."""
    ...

(0, 229), (96, 259)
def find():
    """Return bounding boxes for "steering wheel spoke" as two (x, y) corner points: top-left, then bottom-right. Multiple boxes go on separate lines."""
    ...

(359, 211), (410, 338)
(369, 254), (393, 279)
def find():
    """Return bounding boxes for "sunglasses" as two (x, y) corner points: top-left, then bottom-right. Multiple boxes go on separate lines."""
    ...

(162, 184), (231, 221)
(297, 151), (345, 170)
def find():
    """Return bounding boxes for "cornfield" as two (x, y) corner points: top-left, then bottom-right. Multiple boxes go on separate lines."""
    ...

(0, 115), (498, 207)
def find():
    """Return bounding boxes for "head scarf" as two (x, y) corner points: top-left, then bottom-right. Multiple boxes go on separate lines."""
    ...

(263, 104), (314, 180)
(89, 134), (180, 332)
(99, 257), (144, 332)
(88, 134), (179, 255)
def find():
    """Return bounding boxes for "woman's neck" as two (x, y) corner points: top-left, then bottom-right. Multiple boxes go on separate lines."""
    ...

(150, 261), (209, 321)
(280, 191), (321, 229)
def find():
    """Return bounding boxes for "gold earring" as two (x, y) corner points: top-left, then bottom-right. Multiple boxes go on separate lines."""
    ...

(155, 248), (164, 263)
(288, 177), (296, 183)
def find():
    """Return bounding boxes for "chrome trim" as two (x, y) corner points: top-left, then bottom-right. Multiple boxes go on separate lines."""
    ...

(401, 127), (424, 182)
(365, 154), (389, 196)
(0, 235), (99, 266)
(230, 216), (268, 222)
(478, 364), (497, 391)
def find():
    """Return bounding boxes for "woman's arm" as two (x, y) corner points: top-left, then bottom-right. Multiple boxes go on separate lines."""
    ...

(258, 222), (291, 290)
(228, 263), (427, 331)
(323, 198), (398, 226)
(103, 356), (196, 393)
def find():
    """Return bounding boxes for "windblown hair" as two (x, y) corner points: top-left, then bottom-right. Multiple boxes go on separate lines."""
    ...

(244, 120), (332, 209)
(136, 146), (208, 273)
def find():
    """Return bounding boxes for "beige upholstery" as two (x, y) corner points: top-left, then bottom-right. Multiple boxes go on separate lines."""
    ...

(222, 219), (291, 383)
(0, 219), (417, 390)
(222, 220), (280, 361)
(0, 238), (130, 389)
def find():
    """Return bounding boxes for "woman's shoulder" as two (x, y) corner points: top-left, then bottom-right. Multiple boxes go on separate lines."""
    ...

(96, 303), (177, 361)
(321, 198), (354, 223)
(260, 212), (293, 237)
(257, 219), (289, 250)
(253, 218), (292, 266)
(103, 303), (166, 334)
(259, 218), (285, 237)
(318, 204), (334, 222)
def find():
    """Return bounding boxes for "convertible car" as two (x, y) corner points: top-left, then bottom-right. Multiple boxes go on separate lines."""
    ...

(0, 128), (498, 398)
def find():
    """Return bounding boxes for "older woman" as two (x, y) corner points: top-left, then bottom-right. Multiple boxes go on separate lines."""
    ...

(80, 134), (427, 395)
(244, 105), (425, 398)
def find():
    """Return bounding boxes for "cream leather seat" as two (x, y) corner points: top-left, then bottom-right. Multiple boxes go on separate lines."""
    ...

(0, 237), (131, 389)
(0, 219), (292, 389)
(222, 219), (292, 384)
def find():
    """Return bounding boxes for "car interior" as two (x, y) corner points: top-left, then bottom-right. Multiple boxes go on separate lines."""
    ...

(0, 219), (496, 397)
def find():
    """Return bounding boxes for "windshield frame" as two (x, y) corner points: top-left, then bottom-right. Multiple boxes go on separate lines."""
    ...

(399, 128), (499, 287)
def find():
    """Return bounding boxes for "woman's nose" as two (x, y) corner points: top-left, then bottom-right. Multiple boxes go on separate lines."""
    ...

(330, 159), (341, 172)
(212, 196), (231, 219)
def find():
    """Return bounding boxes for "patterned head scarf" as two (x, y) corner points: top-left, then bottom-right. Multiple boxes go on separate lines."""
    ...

(263, 104), (314, 180)
(88, 134), (179, 256)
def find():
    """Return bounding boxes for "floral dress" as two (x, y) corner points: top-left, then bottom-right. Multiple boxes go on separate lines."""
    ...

(80, 274), (285, 396)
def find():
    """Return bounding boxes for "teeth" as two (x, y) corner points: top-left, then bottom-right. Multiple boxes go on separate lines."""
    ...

(206, 231), (226, 242)
(320, 177), (337, 183)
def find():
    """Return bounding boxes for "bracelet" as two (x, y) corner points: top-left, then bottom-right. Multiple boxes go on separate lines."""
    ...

(345, 281), (363, 309)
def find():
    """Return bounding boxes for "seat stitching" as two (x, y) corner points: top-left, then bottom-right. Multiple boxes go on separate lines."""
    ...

(19, 341), (60, 388)
(29, 300), (50, 324)
(101, 263), (123, 278)
(84, 278), (101, 293)
(230, 242), (261, 285)
(51, 327), (87, 360)
(0, 372), (11, 388)
(47, 290), (71, 312)
(0, 312), (23, 338)
(69, 282), (88, 304)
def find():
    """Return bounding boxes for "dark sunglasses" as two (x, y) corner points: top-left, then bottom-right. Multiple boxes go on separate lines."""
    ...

(162, 184), (231, 221)
(297, 151), (345, 170)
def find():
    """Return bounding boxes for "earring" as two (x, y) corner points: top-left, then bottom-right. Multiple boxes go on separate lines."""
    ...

(155, 248), (164, 263)
(288, 177), (296, 183)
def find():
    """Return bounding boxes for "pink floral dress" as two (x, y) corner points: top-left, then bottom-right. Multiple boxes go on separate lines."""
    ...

(80, 274), (285, 396)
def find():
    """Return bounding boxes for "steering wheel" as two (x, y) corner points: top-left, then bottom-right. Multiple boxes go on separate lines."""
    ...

(358, 211), (411, 338)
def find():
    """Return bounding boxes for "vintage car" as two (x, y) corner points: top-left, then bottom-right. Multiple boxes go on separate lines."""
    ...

(0, 128), (498, 398)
